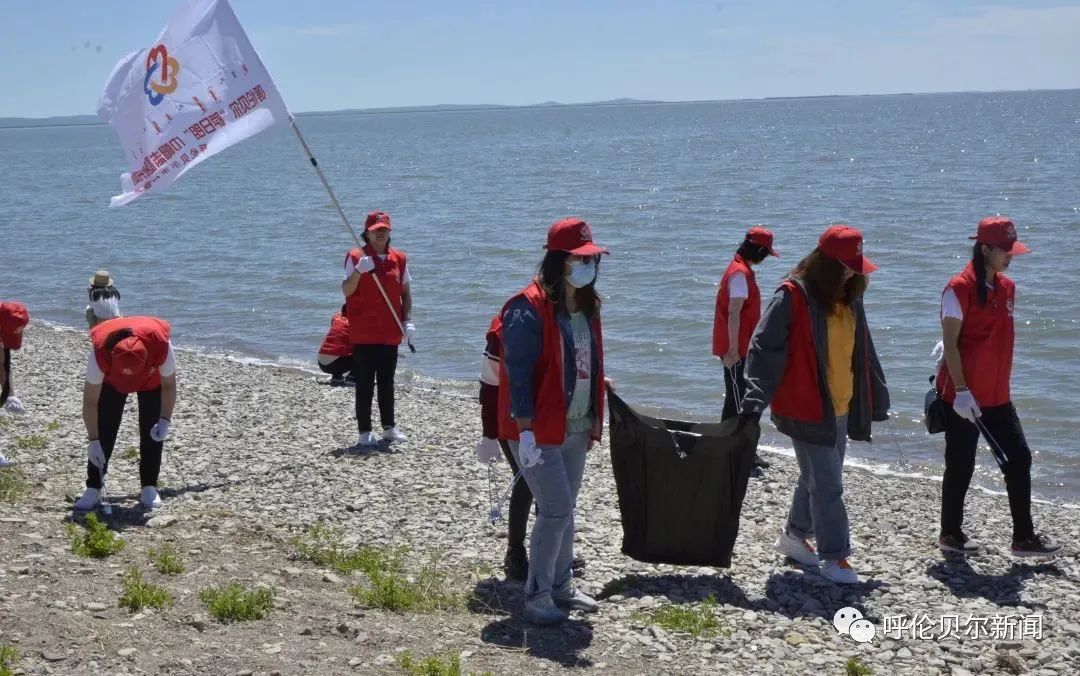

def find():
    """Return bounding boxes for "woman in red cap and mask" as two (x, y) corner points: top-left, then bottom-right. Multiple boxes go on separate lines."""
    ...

(74, 315), (177, 511)
(713, 226), (779, 468)
(0, 301), (30, 419)
(498, 216), (608, 624)
(936, 216), (1061, 558)
(738, 225), (890, 585)
(342, 210), (414, 447)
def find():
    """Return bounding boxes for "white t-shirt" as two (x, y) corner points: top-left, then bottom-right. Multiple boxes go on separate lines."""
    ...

(343, 254), (412, 286)
(85, 342), (176, 385)
(728, 272), (748, 300)
(940, 282), (994, 321)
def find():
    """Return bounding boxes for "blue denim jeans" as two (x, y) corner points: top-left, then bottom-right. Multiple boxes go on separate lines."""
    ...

(509, 431), (589, 598)
(785, 415), (851, 561)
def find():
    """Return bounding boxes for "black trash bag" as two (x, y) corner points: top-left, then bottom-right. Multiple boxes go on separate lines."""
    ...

(924, 376), (948, 434)
(607, 389), (759, 568)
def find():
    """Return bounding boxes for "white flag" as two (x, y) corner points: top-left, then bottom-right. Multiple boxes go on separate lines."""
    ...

(98, 0), (290, 207)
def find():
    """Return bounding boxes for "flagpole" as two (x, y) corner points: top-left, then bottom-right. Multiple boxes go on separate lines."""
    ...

(288, 115), (415, 353)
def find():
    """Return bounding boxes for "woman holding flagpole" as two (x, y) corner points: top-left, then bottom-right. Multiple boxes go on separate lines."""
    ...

(342, 211), (415, 447)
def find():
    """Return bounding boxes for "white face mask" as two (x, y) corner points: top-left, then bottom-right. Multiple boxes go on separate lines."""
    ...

(566, 259), (596, 289)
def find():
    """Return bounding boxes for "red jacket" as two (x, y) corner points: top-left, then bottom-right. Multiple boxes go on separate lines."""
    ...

(936, 263), (1015, 407)
(497, 281), (606, 447)
(344, 245), (408, 346)
(768, 281), (824, 422)
(319, 312), (352, 357)
(90, 316), (171, 394)
(712, 255), (760, 358)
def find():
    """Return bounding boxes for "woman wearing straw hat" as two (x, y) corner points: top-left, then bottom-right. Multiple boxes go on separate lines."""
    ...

(74, 315), (177, 511)
(342, 211), (414, 447)
(86, 270), (121, 328)
(499, 216), (608, 624)
(738, 225), (890, 585)
(936, 216), (1061, 558)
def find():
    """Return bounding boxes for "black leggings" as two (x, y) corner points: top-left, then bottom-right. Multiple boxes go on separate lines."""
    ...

(721, 358), (746, 421)
(319, 356), (353, 378)
(940, 401), (1034, 542)
(0, 348), (10, 406)
(500, 439), (534, 550)
(86, 383), (163, 490)
(353, 344), (398, 433)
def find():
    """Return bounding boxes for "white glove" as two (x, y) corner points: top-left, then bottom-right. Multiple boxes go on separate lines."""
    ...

(354, 256), (376, 274)
(88, 440), (106, 470)
(404, 321), (416, 343)
(518, 430), (542, 468)
(476, 437), (502, 464)
(150, 418), (171, 442)
(953, 390), (981, 423)
(3, 396), (25, 414)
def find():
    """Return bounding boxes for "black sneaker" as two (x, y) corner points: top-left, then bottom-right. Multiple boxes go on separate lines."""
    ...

(504, 545), (528, 581)
(329, 376), (346, 386)
(1011, 534), (1062, 558)
(939, 532), (981, 555)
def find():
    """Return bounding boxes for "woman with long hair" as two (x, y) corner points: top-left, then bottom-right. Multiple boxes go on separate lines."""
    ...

(498, 217), (607, 624)
(936, 216), (1060, 558)
(739, 225), (890, 585)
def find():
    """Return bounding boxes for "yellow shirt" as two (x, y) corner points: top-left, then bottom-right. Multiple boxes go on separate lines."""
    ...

(826, 304), (856, 416)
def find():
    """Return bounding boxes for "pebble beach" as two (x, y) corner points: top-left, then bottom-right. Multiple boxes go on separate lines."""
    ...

(1, 322), (1079, 675)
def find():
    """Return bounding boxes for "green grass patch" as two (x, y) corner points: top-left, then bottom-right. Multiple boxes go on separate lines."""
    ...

(846, 657), (873, 676)
(14, 434), (46, 450)
(642, 595), (728, 638)
(68, 513), (125, 558)
(0, 467), (28, 503)
(119, 445), (139, 462)
(149, 543), (186, 575)
(0, 645), (19, 676)
(349, 548), (463, 613)
(294, 520), (405, 576)
(199, 582), (274, 623)
(396, 650), (463, 676)
(118, 568), (174, 612)
(46, 419), (61, 432)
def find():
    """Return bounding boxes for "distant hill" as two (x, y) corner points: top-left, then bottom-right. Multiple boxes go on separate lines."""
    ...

(0, 99), (663, 129)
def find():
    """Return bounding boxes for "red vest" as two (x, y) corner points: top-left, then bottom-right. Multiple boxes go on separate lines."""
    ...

(90, 316), (171, 394)
(496, 281), (606, 447)
(344, 246), (407, 345)
(319, 312), (352, 357)
(768, 281), (825, 422)
(712, 255), (760, 358)
(936, 263), (1015, 407)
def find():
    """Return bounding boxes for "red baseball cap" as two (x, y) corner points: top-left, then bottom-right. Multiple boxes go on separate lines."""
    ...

(0, 302), (29, 350)
(818, 224), (877, 274)
(545, 217), (609, 257)
(746, 226), (778, 257)
(110, 336), (150, 393)
(970, 216), (1029, 255)
(364, 211), (391, 231)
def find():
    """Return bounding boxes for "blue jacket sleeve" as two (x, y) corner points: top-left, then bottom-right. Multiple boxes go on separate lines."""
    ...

(501, 296), (542, 420)
(740, 286), (793, 415)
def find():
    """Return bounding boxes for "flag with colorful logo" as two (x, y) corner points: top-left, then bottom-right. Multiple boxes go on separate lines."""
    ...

(98, 0), (289, 206)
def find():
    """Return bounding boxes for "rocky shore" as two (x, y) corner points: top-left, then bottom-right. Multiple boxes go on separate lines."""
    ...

(1, 323), (1078, 675)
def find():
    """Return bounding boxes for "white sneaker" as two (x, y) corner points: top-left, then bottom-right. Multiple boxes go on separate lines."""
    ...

(821, 559), (860, 585)
(0, 452), (12, 467)
(74, 488), (102, 511)
(775, 530), (821, 567)
(355, 432), (378, 447)
(141, 486), (162, 509)
(382, 427), (407, 443)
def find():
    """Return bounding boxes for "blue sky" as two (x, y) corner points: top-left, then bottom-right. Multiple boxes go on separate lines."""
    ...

(1, 0), (1078, 118)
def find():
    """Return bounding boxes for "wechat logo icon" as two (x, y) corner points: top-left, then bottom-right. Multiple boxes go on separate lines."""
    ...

(834, 607), (875, 643)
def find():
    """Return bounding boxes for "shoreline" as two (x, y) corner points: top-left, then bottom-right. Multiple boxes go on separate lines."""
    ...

(30, 317), (1080, 508)
(1, 323), (1079, 674)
